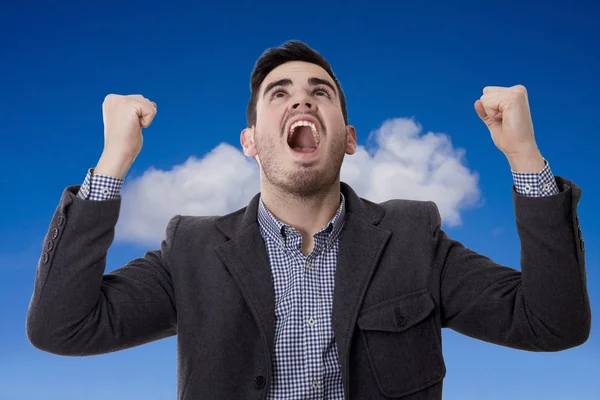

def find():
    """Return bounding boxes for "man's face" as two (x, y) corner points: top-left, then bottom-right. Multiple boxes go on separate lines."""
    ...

(241, 61), (356, 196)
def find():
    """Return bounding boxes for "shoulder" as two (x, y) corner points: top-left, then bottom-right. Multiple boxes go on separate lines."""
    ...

(378, 197), (435, 213)
(341, 182), (439, 228)
(163, 214), (224, 240)
(375, 197), (440, 230)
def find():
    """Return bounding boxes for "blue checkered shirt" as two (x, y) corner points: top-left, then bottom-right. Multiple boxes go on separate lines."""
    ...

(76, 160), (559, 398)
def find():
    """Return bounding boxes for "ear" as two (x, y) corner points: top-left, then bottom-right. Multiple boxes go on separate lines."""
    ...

(240, 127), (257, 157)
(345, 125), (357, 155)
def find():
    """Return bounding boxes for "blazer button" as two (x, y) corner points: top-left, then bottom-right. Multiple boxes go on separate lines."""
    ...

(51, 228), (59, 240)
(42, 252), (49, 264)
(46, 240), (54, 251)
(254, 376), (266, 390)
(57, 215), (65, 226)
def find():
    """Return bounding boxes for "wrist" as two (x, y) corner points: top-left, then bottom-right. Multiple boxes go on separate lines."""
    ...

(506, 149), (545, 173)
(94, 152), (135, 179)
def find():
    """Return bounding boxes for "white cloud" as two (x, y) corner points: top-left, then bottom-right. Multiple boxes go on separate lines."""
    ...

(115, 118), (481, 246)
(340, 118), (481, 226)
(116, 144), (260, 246)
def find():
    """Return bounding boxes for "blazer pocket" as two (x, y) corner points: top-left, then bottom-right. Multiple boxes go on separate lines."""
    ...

(357, 288), (446, 398)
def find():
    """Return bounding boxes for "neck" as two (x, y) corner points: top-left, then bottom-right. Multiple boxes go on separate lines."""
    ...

(260, 179), (342, 253)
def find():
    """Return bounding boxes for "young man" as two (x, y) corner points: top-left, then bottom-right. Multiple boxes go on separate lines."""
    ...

(27, 41), (590, 399)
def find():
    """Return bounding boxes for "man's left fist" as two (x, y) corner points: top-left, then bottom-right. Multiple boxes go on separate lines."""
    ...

(475, 85), (542, 161)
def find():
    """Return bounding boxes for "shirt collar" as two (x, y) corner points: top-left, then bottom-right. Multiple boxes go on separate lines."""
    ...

(257, 192), (346, 243)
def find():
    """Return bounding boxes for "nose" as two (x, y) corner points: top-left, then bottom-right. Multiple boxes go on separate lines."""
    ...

(290, 90), (316, 113)
(292, 101), (312, 110)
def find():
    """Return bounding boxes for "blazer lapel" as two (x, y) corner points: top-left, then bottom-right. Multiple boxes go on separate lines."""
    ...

(214, 194), (276, 368)
(333, 183), (392, 396)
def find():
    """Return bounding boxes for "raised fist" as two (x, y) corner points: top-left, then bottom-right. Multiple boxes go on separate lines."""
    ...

(101, 94), (157, 160)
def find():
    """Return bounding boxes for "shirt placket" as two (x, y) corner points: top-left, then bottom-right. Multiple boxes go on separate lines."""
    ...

(303, 239), (325, 398)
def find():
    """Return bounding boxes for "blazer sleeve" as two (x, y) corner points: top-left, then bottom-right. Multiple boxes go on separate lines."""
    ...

(26, 184), (179, 356)
(434, 176), (591, 351)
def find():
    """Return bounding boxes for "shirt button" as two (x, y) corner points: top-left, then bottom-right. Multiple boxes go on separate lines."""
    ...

(312, 381), (321, 389)
(279, 241), (284, 248)
(101, 187), (109, 195)
(306, 261), (312, 269)
(543, 183), (551, 192)
(308, 318), (316, 326)
(524, 184), (532, 193)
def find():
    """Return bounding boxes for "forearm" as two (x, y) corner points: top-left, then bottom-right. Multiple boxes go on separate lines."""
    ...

(511, 161), (589, 343)
(513, 176), (589, 346)
(27, 185), (121, 352)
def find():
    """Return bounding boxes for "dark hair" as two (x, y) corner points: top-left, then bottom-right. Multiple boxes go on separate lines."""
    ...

(246, 40), (348, 127)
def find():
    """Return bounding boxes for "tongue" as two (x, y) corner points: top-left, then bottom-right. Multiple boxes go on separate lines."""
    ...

(290, 126), (316, 152)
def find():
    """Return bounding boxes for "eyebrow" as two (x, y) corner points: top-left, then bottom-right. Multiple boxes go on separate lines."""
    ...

(262, 77), (337, 98)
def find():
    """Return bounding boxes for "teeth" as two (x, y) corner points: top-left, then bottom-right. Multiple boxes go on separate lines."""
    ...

(289, 120), (320, 145)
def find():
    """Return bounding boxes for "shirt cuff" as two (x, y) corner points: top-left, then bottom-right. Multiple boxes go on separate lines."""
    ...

(76, 168), (124, 200)
(512, 159), (559, 197)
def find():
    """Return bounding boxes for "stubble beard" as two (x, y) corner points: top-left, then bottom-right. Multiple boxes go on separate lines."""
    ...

(254, 127), (348, 198)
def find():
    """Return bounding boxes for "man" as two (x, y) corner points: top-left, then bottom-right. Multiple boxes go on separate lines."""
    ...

(26, 40), (591, 399)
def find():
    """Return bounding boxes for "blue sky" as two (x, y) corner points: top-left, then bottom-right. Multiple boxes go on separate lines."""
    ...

(1, 1), (599, 399)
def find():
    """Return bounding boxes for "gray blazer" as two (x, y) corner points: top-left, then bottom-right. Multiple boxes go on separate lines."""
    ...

(26, 178), (591, 399)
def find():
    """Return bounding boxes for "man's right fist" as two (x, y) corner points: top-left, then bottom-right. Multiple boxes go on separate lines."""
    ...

(93, 94), (157, 179)
(102, 94), (157, 160)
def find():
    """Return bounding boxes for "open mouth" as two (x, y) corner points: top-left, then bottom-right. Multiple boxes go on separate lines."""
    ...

(287, 120), (320, 153)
